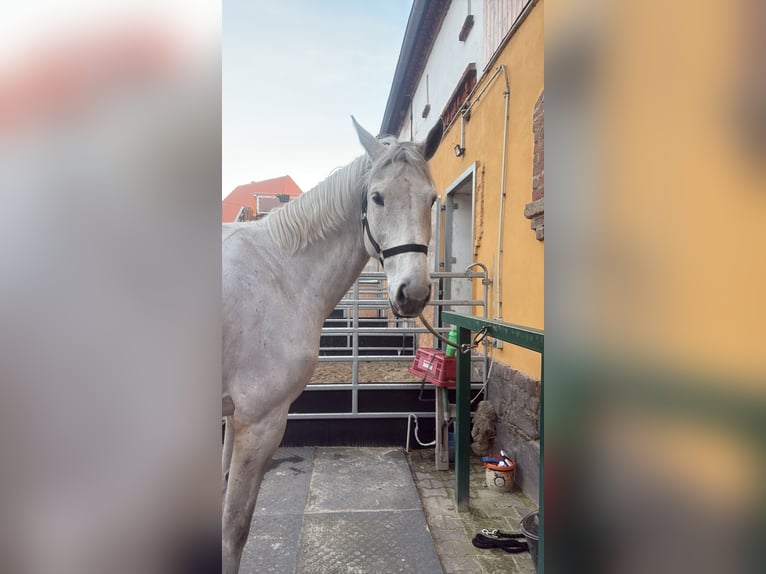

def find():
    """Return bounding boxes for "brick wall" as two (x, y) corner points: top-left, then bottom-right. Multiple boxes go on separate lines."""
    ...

(524, 90), (544, 240)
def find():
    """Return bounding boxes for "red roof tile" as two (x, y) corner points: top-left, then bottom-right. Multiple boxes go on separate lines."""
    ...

(221, 202), (245, 223)
(222, 175), (302, 222)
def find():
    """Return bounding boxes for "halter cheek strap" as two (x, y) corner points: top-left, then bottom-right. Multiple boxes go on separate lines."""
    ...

(361, 195), (428, 267)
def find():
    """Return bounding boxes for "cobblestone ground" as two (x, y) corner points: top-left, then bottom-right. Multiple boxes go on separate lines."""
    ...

(406, 448), (538, 574)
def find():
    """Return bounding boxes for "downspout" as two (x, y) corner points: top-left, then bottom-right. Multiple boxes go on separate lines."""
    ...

(496, 64), (510, 320)
(456, 63), (509, 320)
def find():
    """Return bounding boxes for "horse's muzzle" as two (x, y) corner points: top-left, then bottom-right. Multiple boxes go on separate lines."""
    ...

(390, 282), (432, 318)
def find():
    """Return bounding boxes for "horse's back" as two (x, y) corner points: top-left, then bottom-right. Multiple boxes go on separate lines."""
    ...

(222, 220), (258, 244)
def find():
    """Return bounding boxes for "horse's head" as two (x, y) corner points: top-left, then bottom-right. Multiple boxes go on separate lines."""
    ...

(352, 116), (443, 318)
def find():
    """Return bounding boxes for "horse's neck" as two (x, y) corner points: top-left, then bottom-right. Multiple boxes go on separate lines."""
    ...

(291, 220), (370, 322)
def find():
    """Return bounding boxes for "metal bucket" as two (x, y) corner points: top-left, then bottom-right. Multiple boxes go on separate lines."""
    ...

(520, 510), (539, 571)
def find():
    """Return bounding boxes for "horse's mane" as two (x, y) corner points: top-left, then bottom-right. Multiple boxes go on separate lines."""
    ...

(267, 137), (432, 254)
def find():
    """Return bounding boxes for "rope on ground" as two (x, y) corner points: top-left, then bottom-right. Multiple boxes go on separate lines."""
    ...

(471, 529), (529, 554)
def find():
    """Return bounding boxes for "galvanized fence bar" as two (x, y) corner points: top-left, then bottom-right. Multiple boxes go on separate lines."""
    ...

(288, 411), (436, 420)
(351, 279), (359, 415)
(295, 383), (487, 392)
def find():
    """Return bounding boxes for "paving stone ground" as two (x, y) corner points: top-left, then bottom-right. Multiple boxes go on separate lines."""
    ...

(406, 448), (538, 574)
(241, 446), (537, 574)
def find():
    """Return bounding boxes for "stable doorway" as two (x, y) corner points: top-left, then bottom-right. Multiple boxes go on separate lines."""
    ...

(444, 164), (475, 311)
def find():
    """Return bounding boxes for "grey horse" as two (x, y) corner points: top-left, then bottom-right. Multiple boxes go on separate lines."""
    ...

(222, 117), (442, 572)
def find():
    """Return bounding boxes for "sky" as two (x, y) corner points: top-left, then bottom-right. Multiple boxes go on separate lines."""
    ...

(222, 0), (414, 196)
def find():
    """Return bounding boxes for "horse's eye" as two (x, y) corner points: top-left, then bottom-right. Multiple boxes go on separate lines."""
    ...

(371, 192), (384, 206)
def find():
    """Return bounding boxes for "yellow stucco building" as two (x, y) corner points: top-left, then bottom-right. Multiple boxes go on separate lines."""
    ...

(429, 3), (544, 378)
(381, 0), (544, 500)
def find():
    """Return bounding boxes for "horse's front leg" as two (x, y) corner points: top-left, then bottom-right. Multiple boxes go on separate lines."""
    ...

(221, 406), (289, 574)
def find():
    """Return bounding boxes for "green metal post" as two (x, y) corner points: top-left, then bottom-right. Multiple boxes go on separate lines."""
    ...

(442, 311), (543, 519)
(455, 325), (471, 512)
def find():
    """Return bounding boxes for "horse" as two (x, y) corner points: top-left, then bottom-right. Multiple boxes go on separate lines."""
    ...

(221, 117), (443, 572)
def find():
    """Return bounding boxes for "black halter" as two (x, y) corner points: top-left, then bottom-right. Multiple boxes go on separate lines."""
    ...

(361, 195), (428, 267)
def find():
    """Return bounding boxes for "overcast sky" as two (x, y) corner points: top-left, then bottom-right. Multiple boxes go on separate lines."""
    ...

(223, 0), (413, 196)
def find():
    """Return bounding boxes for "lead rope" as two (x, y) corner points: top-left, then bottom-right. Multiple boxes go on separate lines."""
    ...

(471, 529), (529, 554)
(418, 313), (488, 354)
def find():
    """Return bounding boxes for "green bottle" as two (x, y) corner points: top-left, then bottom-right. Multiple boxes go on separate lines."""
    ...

(445, 328), (458, 357)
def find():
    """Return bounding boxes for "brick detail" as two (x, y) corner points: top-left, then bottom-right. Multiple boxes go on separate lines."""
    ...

(441, 64), (477, 128)
(523, 198), (544, 219)
(524, 90), (544, 241)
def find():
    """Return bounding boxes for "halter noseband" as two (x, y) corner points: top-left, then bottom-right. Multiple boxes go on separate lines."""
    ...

(361, 195), (428, 267)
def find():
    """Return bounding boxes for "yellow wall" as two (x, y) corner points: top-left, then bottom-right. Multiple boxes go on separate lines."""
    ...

(429, 0), (544, 378)
(591, 1), (766, 381)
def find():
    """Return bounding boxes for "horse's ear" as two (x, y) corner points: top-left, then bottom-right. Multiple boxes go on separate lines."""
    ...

(352, 115), (385, 161)
(421, 118), (443, 161)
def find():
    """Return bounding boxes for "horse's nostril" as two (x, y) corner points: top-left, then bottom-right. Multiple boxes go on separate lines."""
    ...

(395, 283), (408, 307)
(395, 282), (431, 313)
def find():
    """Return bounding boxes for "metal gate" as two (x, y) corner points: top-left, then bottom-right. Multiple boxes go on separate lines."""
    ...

(287, 267), (489, 422)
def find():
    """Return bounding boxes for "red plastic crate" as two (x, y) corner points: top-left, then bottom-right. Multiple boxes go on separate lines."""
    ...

(408, 349), (456, 388)
(408, 348), (442, 378)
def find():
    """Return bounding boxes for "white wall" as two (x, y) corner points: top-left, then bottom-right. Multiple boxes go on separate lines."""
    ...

(399, 1), (484, 141)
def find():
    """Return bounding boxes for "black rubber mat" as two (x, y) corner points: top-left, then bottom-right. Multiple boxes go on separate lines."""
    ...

(305, 447), (423, 512)
(296, 510), (442, 574)
(241, 446), (442, 574)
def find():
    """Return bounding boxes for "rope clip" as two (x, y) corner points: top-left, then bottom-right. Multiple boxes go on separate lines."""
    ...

(468, 326), (490, 350)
